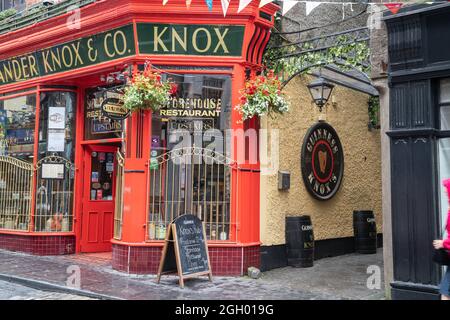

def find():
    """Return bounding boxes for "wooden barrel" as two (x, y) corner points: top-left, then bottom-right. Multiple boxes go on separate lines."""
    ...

(353, 210), (377, 254)
(285, 216), (315, 268)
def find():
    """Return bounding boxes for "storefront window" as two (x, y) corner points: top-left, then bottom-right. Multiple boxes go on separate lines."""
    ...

(34, 91), (76, 232)
(0, 94), (36, 161)
(0, 94), (36, 231)
(148, 74), (233, 241)
(438, 79), (450, 243)
(84, 88), (124, 141)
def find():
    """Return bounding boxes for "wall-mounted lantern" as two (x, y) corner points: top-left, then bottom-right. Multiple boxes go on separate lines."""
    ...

(307, 78), (335, 112)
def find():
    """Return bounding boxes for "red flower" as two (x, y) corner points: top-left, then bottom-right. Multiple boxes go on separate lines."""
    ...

(169, 83), (178, 96)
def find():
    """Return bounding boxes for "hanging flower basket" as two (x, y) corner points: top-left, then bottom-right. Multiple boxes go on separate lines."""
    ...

(123, 66), (178, 112)
(235, 70), (289, 122)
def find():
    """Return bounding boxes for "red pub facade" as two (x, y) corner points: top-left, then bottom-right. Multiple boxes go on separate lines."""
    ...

(0, 0), (277, 275)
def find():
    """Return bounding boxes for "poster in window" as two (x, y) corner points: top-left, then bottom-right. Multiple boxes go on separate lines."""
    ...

(47, 129), (65, 152)
(48, 107), (66, 129)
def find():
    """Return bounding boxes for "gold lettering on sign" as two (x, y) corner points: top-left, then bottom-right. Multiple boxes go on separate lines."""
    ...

(12, 60), (22, 80)
(154, 26), (169, 52)
(72, 42), (83, 66)
(104, 33), (115, 58)
(62, 45), (74, 67)
(87, 38), (98, 62)
(3, 62), (13, 81)
(192, 28), (211, 53)
(50, 49), (62, 70)
(42, 51), (53, 73)
(114, 31), (127, 56)
(172, 27), (187, 52)
(20, 57), (30, 79)
(213, 28), (229, 53)
(28, 55), (38, 77)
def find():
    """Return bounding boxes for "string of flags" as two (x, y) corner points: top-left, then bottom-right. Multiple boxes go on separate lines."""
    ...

(161, 1), (450, 16)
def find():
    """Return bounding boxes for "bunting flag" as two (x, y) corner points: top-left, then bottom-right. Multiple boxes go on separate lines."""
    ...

(221, 0), (231, 16)
(282, 0), (298, 15)
(259, 0), (274, 8)
(238, 0), (252, 13)
(205, 0), (213, 11)
(306, 1), (322, 16)
(384, 3), (403, 14)
(159, 0), (427, 17)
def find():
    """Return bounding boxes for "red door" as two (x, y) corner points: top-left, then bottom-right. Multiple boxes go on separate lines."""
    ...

(80, 145), (117, 253)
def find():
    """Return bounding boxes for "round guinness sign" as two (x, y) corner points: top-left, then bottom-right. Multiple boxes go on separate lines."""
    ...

(301, 121), (344, 201)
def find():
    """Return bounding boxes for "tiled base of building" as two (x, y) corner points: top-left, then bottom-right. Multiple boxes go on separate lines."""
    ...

(112, 243), (261, 276)
(0, 233), (75, 255)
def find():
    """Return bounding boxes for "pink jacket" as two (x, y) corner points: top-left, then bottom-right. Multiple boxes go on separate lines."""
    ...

(442, 179), (450, 250)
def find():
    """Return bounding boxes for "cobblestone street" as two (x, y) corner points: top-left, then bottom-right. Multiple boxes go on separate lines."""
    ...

(0, 249), (385, 300)
(0, 280), (94, 300)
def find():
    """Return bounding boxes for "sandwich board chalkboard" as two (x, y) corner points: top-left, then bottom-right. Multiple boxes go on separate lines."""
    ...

(156, 214), (213, 288)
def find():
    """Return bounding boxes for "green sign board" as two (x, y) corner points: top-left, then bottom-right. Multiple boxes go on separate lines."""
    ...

(0, 24), (136, 86)
(0, 23), (245, 88)
(137, 23), (245, 56)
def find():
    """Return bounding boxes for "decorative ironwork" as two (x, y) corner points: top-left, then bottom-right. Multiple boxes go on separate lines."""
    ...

(0, 156), (33, 231)
(113, 151), (125, 240)
(266, 27), (371, 86)
(34, 155), (75, 232)
(147, 147), (236, 241)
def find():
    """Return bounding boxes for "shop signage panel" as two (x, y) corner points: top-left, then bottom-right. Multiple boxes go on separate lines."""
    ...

(0, 24), (136, 87)
(301, 121), (344, 201)
(101, 97), (130, 121)
(137, 23), (245, 56)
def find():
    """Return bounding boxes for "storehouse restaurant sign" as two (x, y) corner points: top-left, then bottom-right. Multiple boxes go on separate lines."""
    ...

(0, 23), (244, 86)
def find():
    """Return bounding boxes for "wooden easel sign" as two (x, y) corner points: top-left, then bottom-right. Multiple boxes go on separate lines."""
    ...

(156, 214), (213, 288)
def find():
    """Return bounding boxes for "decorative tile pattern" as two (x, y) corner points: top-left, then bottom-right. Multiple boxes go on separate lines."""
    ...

(0, 234), (75, 255)
(111, 244), (261, 276)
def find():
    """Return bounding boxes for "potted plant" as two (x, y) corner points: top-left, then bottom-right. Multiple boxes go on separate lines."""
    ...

(123, 65), (178, 113)
(235, 70), (289, 122)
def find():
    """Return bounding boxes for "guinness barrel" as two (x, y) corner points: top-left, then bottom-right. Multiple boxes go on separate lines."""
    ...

(286, 216), (315, 268)
(353, 211), (377, 254)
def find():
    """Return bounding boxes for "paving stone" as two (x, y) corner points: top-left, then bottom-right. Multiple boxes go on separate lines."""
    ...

(0, 249), (385, 300)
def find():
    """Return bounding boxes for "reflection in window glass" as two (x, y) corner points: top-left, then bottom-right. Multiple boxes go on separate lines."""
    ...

(0, 94), (36, 162)
(438, 139), (450, 243)
(0, 94), (35, 231)
(440, 78), (450, 104)
(440, 106), (450, 130)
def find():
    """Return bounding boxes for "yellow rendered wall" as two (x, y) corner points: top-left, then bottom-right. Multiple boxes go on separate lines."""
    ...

(260, 75), (382, 245)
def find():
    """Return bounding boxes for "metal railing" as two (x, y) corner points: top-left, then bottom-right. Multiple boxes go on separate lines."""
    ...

(113, 151), (125, 240)
(147, 147), (236, 241)
(0, 0), (98, 35)
(0, 156), (33, 231)
(34, 156), (75, 232)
